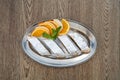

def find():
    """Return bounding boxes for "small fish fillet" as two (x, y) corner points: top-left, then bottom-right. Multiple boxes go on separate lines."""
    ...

(58, 35), (80, 55)
(39, 38), (65, 57)
(27, 36), (50, 55)
(68, 31), (90, 53)
(55, 38), (69, 55)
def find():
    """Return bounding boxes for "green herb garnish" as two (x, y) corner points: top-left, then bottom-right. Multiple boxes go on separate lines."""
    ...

(42, 26), (61, 40)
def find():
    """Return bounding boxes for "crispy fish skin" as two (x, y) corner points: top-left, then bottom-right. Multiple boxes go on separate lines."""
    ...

(27, 36), (50, 55)
(68, 31), (90, 53)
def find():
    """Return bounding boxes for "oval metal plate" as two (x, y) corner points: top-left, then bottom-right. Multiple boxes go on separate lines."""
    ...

(22, 20), (97, 67)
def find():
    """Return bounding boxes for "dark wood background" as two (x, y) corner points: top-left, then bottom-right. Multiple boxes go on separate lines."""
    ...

(0, 0), (120, 80)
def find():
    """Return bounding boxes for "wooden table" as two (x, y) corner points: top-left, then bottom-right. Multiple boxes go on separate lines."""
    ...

(0, 0), (120, 80)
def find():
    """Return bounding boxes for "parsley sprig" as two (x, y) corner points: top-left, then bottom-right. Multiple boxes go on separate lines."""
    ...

(42, 26), (61, 40)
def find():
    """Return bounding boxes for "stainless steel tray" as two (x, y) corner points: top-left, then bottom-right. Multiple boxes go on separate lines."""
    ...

(22, 20), (97, 67)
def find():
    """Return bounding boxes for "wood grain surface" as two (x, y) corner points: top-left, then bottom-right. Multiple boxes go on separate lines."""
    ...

(0, 0), (120, 80)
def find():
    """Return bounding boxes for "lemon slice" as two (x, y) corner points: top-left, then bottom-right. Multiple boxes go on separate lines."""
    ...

(31, 26), (50, 37)
(53, 19), (63, 31)
(39, 22), (56, 34)
(48, 21), (59, 28)
(59, 19), (70, 35)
